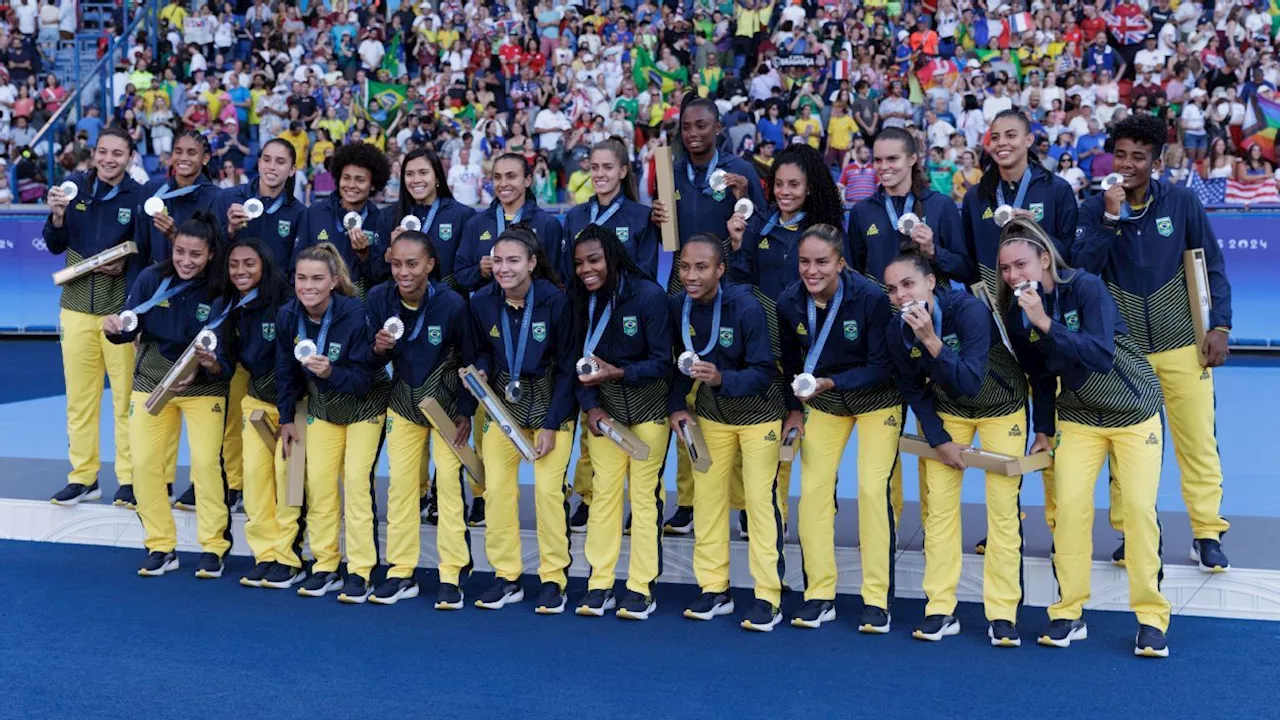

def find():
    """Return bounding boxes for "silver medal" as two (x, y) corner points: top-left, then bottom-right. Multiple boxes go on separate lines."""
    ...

(57, 180), (78, 201)
(505, 381), (522, 404)
(243, 198), (265, 219)
(1101, 173), (1124, 191)
(734, 197), (754, 220)
(576, 356), (600, 377)
(677, 350), (699, 376)
(399, 215), (422, 232)
(383, 316), (405, 340)
(792, 372), (818, 399)
(294, 339), (318, 362)
(708, 169), (728, 193)
(1013, 280), (1040, 297)
(901, 299), (927, 314)
(897, 212), (921, 235)
(343, 211), (363, 230)
(195, 329), (218, 352)
(144, 197), (166, 217)
(119, 310), (139, 333)
(993, 204), (1014, 227)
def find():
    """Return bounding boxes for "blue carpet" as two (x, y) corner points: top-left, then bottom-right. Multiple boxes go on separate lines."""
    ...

(1, 540), (1276, 719)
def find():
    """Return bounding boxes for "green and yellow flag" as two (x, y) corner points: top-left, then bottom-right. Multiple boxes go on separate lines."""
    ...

(365, 80), (408, 128)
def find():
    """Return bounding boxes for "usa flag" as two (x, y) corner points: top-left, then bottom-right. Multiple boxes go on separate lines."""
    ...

(1187, 174), (1225, 206)
(1187, 173), (1280, 206)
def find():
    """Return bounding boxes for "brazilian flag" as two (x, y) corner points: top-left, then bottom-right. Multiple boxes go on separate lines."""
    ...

(365, 80), (408, 128)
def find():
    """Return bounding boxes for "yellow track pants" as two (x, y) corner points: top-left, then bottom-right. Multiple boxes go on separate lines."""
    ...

(61, 308), (135, 487)
(303, 414), (386, 578)
(239, 396), (304, 566)
(386, 409), (472, 584)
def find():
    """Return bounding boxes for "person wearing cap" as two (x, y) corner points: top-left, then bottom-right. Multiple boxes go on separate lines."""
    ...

(1181, 87), (1210, 164)
(1073, 113), (1233, 574)
(46, 128), (148, 508)
(292, 141), (393, 299)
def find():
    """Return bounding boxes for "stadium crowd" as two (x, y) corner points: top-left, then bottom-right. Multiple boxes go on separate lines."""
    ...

(4, 0), (1280, 206)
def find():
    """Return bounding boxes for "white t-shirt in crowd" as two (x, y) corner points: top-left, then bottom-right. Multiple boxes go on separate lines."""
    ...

(447, 162), (482, 205)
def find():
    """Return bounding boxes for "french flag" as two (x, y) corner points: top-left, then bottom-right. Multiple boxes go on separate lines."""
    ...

(972, 17), (1008, 48)
(1008, 12), (1035, 35)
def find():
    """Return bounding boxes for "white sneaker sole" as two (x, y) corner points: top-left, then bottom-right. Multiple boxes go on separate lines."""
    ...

(683, 600), (735, 621)
(1038, 623), (1088, 648)
(575, 597), (617, 617)
(239, 575), (267, 587)
(913, 619), (961, 642)
(138, 557), (180, 577)
(195, 566), (223, 579)
(1134, 644), (1170, 658)
(858, 613), (892, 634)
(741, 613), (782, 632)
(1189, 546), (1229, 573)
(988, 626), (1022, 647)
(475, 588), (524, 610)
(338, 590), (371, 604)
(570, 525), (588, 535)
(663, 524), (693, 535)
(536, 598), (567, 615)
(435, 592), (465, 611)
(262, 571), (306, 589)
(51, 488), (102, 506)
(617, 601), (657, 621)
(297, 579), (343, 597)
(791, 607), (837, 629)
(369, 584), (420, 605)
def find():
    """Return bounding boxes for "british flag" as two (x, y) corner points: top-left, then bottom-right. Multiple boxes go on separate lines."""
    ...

(1103, 5), (1153, 46)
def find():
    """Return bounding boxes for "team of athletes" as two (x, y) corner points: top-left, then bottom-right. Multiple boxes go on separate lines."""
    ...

(43, 99), (1232, 660)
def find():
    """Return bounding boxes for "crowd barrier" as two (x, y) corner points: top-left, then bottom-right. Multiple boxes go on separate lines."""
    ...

(1, 207), (1277, 344)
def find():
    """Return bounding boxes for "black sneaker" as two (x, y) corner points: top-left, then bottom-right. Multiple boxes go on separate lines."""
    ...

(913, 614), (960, 642)
(173, 484), (196, 511)
(575, 588), (616, 617)
(167, 484), (173, 502)
(369, 577), (419, 605)
(740, 599), (782, 632)
(535, 581), (567, 615)
(1112, 539), (1126, 567)
(227, 489), (244, 514)
(1037, 618), (1088, 648)
(988, 620), (1021, 648)
(1191, 538), (1230, 573)
(261, 563), (305, 589)
(569, 502), (589, 534)
(297, 571), (342, 597)
(790, 599), (837, 629)
(475, 578), (523, 609)
(112, 485), (136, 508)
(664, 506), (694, 535)
(337, 574), (371, 604)
(421, 492), (438, 525)
(239, 561), (273, 587)
(974, 536), (987, 555)
(435, 583), (465, 611)
(194, 552), (223, 579)
(683, 591), (735, 621)
(858, 606), (891, 634)
(137, 550), (178, 577)
(51, 482), (101, 506)
(623, 513), (632, 536)
(1134, 624), (1170, 658)
(616, 590), (657, 620)
(738, 509), (749, 540)
(467, 497), (486, 527)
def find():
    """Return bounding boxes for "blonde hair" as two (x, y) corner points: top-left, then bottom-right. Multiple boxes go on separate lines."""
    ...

(294, 242), (357, 297)
(994, 218), (1076, 312)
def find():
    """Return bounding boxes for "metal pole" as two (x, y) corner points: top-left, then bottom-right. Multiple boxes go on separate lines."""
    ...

(74, 38), (82, 122)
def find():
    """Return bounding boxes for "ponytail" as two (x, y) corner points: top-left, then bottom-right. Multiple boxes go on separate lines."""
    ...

(173, 130), (216, 181)
(977, 109), (1040, 205)
(590, 136), (637, 202)
(874, 127), (929, 195)
(162, 210), (225, 297)
(260, 137), (298, 202)
(994, 217), (1076, 313)
(495, 152), (535, 203)
(295, 242), (358, 297)
(494, 223), (561, 288)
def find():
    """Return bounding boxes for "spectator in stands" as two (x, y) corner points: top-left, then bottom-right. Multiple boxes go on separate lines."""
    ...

(1235, 144), (1273, 185)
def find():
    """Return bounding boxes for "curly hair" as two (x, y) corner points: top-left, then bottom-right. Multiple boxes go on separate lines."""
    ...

(1110, 113), (1168, 157)
(329, 141), (392, 194)
(770, 143), (845, 230)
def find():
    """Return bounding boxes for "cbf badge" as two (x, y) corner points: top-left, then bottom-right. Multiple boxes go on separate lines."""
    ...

(1156, 216), (1174, 237)
(195, 304), (211, 322)
(439, 223), (453, 241)
(118, 208), (131, 225)
(622, 316), (638, 336)
(942, 333), (960, 351)
(532, 322), (547, 342)
(427, 325), (442, 345)
(843, 319), (859, 341)
(326, 343), (342, 362)
(718, 327), (734, 348)
(1065, 310), (1080, 332)
(262, 323), (276, 341)
(1030, 202), (1045, 222)
(278, 220), (291, 237)
(616, 227), (630, 242)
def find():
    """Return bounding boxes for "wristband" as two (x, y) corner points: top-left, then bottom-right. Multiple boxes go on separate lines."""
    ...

(1102, 211), (1120, 223)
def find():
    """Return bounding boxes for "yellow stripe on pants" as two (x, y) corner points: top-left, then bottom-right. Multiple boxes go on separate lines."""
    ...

(481, 421), (574, 588)
(129, 391), (229, 554)
(240, 396), (304, 565)
(584, 420), (670, 595)
(798, 406), (901, 607)
(385, 409), (471, 583)
(1051, 414), (1170, 632)
(1109, 344), (1229, 539)
(303, 414), (386, 578)
(61, 308), (135, 487)
(221, 365), (249, 492)
(691, 418), (783, 606)
(921, 410), (1025, 621)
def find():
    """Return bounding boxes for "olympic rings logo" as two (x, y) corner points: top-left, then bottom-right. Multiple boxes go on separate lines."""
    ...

(31, 238), (47, 251)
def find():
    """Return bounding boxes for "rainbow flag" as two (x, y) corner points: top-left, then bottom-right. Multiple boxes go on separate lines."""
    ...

(1242, 92), (1280, 163)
